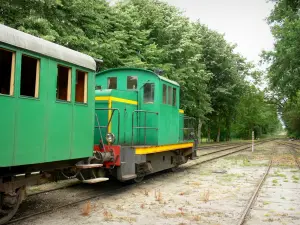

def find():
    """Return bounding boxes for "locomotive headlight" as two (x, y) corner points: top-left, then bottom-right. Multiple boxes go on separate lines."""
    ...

(106, 133), (115, 144)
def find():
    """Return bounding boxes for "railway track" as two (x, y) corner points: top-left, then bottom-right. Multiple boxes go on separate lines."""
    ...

(8, 139), (274, 225)
(25, 142), (259, 197)
(237, 141), (300, 225)
(198, 142), (249, 150)
(237, 159), (273, 225)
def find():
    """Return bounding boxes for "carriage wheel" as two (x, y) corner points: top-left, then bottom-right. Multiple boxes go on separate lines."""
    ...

(0, 186), (25, 225)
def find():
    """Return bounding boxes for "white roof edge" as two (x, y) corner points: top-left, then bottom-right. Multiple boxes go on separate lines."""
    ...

(158, 75), (180, 86)
(0, 24), (96, 71)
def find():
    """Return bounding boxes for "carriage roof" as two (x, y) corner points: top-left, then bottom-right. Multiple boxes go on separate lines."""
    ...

(0, 24), (96, 71)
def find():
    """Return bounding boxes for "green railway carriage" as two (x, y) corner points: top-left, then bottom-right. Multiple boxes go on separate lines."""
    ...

(0, 24), (96, 167)
(0, 24), (97, 224)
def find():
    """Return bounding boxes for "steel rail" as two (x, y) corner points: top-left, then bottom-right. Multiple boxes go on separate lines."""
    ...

(237, 159), (273, 225)
(199, 143), (245, 150)
(9, 139), (274, 224)
(199, 138), (274, 150)
(190, 140), (272, 168)
(27, 181), (81, 197)
(8, 184), (134, 224)
(199, 143), (251, 157)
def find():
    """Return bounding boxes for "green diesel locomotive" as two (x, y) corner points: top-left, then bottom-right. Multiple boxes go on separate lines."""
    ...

(0, 24), (196, 224)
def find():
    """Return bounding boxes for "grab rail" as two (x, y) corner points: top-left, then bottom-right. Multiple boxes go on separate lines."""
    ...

(131, 110), (159, 146)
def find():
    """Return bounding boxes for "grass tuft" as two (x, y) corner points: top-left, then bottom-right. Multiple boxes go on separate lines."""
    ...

(202, 190), (210, 203)
(103, 210), (113, 221)
(82, 201), (91, 216)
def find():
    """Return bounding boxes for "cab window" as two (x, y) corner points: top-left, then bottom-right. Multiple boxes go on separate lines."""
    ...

(75, 70), (87, 103)
(168, 86), (172, 105)
(0, 48), (15, 96)
(144, 83), (154, 103)
(127, 76), (137, 89)
(20, 55), (40, 98)
(163, 84), (167, 104)
(173, 88), (176, 106)
(56, 65), (71, 101)
(108, 77), (117, 89)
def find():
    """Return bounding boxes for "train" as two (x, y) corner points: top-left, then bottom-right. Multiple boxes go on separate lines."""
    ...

(0, 24), (197, 224)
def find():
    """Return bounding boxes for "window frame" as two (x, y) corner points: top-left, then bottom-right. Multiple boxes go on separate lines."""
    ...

(163, 84), (167, 104)
(167, 86), (172, 105)
(143, 83), (155, 104)
(56, 64), (72, 102)
(75, 69), (88, 104)
(20, 54), (40, 99)
(107, 77), (117, 89)
(172, 87), (177, 107)
(127, 75), (138, 90)
(0, 48), (15, 96)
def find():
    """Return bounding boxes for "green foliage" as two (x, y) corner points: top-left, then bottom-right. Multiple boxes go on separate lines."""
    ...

(231, 85), (281, 139)
(264, 0), (300, 137)
(0, 0), (280, 140)
(281, 92), (300, 137)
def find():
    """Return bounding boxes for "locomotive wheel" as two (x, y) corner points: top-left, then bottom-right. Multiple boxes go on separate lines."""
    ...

(133, 174), (144, 183)
(0, 187), (25, 225)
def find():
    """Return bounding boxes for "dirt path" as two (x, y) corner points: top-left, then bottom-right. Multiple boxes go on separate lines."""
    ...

(12, 141), (300, 225)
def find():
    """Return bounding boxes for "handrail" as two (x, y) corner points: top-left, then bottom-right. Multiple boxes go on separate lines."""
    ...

(181, 116), (196, 141)
(131, 110), (159, 146)
(95, 108), (120, 144)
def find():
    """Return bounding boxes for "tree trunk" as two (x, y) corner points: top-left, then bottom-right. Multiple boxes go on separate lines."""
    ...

(226, 119), (230, 141)
(216, 125), (220, 143)
(207, 125), (211, 143)
(197, 118), (202, 143)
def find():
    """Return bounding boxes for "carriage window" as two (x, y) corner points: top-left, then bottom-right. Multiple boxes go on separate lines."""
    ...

(0, 49), (15, 95)
(144, 83), (154, 103)
(56, 65), (71, 101)
(168, 86), (172, 105)
(127, 76), (137, 89)
(20, 55), (39, 98)
(163, 84), (167, 104)
(173, 88), (176, 106)
(76, 70), (87, 103)
(108, 77), (117, 89)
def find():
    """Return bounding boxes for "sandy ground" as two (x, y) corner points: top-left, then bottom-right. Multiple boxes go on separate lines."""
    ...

(12, 141), (300, 225)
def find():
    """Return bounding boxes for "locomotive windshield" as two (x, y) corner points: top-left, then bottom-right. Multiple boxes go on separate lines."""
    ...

(143, 83), (154, 103)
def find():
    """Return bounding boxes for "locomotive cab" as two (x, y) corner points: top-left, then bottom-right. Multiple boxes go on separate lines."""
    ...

(91, 68), (196, 183)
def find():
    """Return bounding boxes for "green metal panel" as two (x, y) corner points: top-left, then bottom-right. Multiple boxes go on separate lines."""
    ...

(0, 45), (17, 166)
(94, 100), (109, 145)
(71, 71), (95, 159)
(94, 89), (138, 146)
(95, 68), (182, 146)
(0, 95), (16, 166)
(179, 113), (184, 142)
(14, 51), (46, 165)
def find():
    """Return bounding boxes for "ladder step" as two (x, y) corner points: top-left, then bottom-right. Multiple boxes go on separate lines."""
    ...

(76, 164), (103, 169)
(82, 178), (109, 184)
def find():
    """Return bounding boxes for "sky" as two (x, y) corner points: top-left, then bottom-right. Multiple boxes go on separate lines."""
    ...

(164, 0), (275, 66)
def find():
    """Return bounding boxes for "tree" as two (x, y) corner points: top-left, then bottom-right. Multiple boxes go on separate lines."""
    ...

(263, 0), (300, 136)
